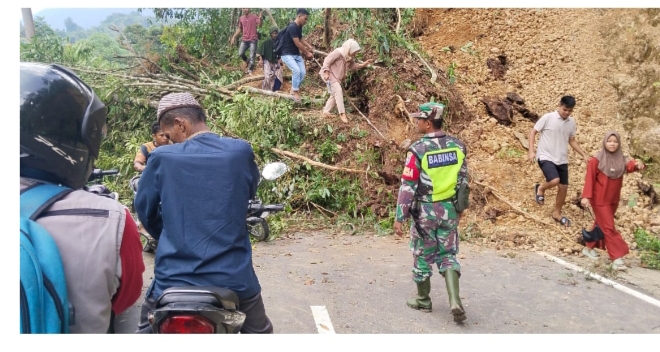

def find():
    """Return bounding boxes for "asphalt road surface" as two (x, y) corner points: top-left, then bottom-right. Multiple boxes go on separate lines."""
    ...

(115, 231), (660, 334)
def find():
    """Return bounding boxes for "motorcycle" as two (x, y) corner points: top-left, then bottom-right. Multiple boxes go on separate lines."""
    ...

(85, 168), (120, 200)
(246, 162), (288, 241)
(146, 162), (288, 334)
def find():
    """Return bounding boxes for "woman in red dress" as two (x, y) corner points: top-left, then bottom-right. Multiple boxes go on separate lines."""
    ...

(580, 131), (645, 271)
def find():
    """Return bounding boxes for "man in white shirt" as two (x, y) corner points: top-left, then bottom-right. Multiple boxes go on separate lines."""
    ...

(528, 95), (589, 227)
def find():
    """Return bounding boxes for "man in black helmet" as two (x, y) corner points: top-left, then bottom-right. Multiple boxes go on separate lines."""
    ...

(20, 62), (145, 333)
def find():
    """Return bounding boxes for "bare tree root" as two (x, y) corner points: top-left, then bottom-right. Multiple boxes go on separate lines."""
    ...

(474, 181), (575, 244)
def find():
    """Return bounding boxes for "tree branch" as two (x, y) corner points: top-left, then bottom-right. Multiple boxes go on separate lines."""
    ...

(349, 101), (387, 140)
(271, 148), (375, 176)
(395, 94), (415, 125)
(109, 24), (150, 74)
(474, 181), (574, 244)
(241, 86), (325, 105)
(112, 54), (164, 73)
(401, 40), (437, 84)
(396, 8), (402, 34)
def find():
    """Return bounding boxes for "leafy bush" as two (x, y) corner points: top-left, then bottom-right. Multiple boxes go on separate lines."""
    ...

(634, 227), (660, 270)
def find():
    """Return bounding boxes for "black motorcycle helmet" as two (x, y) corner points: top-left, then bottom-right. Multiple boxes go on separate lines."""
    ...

(20, 62), (108, 189)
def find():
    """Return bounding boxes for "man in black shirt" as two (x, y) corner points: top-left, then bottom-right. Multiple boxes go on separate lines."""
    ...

(280, 8), (315, 103)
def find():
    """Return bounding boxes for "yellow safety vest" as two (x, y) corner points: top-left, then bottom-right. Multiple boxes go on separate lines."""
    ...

(420, 146), (465, 202)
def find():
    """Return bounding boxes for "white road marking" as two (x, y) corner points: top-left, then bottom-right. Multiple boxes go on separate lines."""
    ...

(310, 306), (336, 334)
(537, 251), (660, 309)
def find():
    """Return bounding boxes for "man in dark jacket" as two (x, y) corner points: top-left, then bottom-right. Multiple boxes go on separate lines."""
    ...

(134, 92), (273, 333)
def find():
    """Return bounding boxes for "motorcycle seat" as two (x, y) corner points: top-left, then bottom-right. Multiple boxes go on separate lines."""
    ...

(157, 286), (240, 310)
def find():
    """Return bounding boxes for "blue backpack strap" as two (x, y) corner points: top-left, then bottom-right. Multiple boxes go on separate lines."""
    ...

(20, 183), (73, 333)
(20, 183), (74, 220)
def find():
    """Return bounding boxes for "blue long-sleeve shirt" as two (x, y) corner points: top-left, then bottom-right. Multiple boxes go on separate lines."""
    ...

(135, 133), (261, 300)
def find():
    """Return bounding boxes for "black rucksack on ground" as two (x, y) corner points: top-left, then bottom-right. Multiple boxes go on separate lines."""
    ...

(272, 23), (292, 56)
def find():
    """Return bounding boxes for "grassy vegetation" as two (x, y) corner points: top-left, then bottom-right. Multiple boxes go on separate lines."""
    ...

(634, 227), (660, 270)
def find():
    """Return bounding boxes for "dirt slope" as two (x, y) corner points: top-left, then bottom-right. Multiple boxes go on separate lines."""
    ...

(412, 8), (659, 264)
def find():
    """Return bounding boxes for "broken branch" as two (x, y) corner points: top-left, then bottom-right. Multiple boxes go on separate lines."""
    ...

(109, 24), (149, 74)
(271, 148), (373, 176)
(395, 94), (414, 125)
(310, 201), (338, 218)
(401, 40), (438, 84)
(241, 86), (325, 105)
(474, 181), (574, 243)
(349, 101), (387, 140)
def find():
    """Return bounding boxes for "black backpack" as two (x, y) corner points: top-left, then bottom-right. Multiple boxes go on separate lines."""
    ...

(272, 23), (292, 56)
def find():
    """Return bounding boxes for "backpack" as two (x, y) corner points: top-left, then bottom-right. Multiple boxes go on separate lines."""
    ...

(20, 183), (75, 333)
(272, 23), (292, 57)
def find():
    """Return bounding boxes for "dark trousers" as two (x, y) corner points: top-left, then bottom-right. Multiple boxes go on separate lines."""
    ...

(136, 291), (273, 334)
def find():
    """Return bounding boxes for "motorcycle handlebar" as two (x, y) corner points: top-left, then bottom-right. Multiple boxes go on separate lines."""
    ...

(248, 203), (285, 212)
(263, 204), (285, 212)
(89, 168), (120, 181)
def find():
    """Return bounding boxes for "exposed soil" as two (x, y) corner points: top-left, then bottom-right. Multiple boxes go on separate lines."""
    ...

(412, 8), (660, 261)
(243, 9), (659, 267)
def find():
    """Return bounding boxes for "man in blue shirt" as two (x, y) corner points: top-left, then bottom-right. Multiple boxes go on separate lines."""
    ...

(134, 92), (273, 333)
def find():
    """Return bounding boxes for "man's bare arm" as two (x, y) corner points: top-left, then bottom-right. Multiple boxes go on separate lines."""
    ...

(569, 136), (589, 160)
(292, 37), (312, 57)
(527, 128), (538, 163)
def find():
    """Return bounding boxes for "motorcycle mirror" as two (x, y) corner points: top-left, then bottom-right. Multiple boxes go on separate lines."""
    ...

(261, 162), (288, 180)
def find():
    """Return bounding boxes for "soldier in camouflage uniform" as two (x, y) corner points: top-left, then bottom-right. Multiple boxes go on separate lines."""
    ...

(393, 102), (469, 323)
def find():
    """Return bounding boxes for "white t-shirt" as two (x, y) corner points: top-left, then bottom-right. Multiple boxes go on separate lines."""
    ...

(533, 111), (576, 165)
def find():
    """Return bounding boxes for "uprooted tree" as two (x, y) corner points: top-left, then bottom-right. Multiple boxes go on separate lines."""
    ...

(19, 8), (477, 236)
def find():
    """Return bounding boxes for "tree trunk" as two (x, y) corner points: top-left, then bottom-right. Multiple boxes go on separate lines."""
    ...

(261, 8), (278, 27)
(324, 8), (332, 49)
(22, 8), (35, 41)
(230, 8), (238, 32)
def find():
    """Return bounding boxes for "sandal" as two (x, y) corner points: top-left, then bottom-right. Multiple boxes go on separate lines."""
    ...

(534, 184), (545, 205)
(554, 216), (571, 227)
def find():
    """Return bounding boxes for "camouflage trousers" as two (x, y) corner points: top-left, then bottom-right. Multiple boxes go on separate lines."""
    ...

(409, 200), (461, 283)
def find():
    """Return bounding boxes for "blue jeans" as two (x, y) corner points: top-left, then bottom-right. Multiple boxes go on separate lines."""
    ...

(281, 55), (306, 91)
(238, 40), (257, 72)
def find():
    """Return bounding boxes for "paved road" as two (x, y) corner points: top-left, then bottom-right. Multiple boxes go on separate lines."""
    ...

(115, 232), (660, 334)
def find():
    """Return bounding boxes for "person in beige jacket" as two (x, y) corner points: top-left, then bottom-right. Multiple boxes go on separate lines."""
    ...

(320, 39), (373, 123)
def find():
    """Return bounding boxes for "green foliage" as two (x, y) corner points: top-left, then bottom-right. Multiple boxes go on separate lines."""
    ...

(76, 33), (128, 65)
(20, 8), (411, 232)
(208, 93), (304, 150)
(497, 147), (525, 159)
(317, 140), (340, 163)
(460, 41), (477, 56)
(20, 17), (66, 63)
(634, 227), (660, 270)
(447, 62), (457, 84)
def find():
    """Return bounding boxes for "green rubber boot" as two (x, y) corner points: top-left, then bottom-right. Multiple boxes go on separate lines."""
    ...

(445, 269), (466, 322)
(406, 278), (432, 312)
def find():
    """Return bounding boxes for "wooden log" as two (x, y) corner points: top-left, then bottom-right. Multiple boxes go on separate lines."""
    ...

(271, 148), (367, 175)
(241, 86), (325, 105)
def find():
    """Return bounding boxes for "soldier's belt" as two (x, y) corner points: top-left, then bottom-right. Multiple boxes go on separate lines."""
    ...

(413, 195), (457, 204)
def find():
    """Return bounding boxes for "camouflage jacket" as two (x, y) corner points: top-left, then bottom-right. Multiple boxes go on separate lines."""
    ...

(395, 131), (468, 223)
